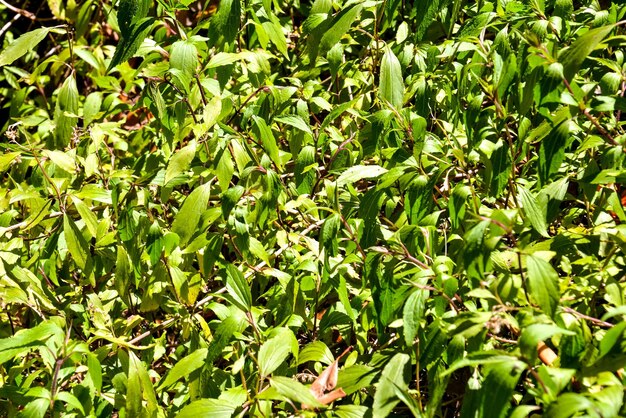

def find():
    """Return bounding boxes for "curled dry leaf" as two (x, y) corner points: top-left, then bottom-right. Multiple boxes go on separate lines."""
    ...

(304, 347), (352, 409)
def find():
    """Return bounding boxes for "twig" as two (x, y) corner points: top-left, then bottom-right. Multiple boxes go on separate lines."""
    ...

(0, 13), (20, 38)
(561, 306), (613, 328)
(128, 317), (177, 345)
(0, 0), (36, 20)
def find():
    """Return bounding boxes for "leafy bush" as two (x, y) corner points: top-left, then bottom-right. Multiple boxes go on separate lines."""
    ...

(1, 0), (626, 416)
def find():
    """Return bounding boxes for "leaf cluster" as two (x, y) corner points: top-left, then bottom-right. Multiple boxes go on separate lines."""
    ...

(1, 0), (626, 417)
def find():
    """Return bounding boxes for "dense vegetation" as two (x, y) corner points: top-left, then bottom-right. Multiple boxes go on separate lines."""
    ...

(1, 0), (626, 416)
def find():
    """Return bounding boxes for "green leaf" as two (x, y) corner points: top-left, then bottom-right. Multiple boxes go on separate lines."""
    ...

(546, 393), (597, 418)
(157, 348), (208, 390)
(55, 392), (85, 414)
(403, 288), (429, 345)
(262, 21), (288, 58)
(252, 115), (282, 170)
(463, 220), (491, 279)
(320, 212), (341, 256)
(489, 140), (511, 198)
(207, 52), (243, 68)
(165, 140), (197, 186)
(517, 185), (549, 238)
(169, 40), (198, 92)
(294, 145), (316, 195)
(63, 214), (94, 284)
(209, 0), (241, 45)
(373, 353), (411, 417)
(115, 245), (131, 303)
(70, 196), (98, 238)
(274, 115), (313, 135)
(464, 360), (526, 418)
(298, 341), (335, 365)
(108, 17), (153, 71)
(221, 185), (244, 220)
(560, 25), (615, 82)
(117, 0), (149, 38)
(127, 350), (158, 416)
(519, 324), (574, 365)
(525, 255), (560, 317)
(171, 181), (212, 246)
(538, 117), (573, 185)
(83, 91), (102, 127)
(206, 315), (240, 365)
(0, 321), (62, 364)
(318, 5), (362, 57)
(0, 152), (20, 174)
(336, 165), (388, 187)
(379, 47), (404, 109)
(177, 399), (236, 418)
(86, 353), (102, 393)
(0, 27), (53, 67)
(53, 75), (79, 149)
(414, 0), (451, 41)
(42, 150), (76, 174)
(223, 263), (252, 312)
(258, 335), (292, 377)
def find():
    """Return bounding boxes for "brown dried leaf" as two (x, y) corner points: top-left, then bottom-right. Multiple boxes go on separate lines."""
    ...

(310, 359), (339, 398)
(317, 388), (346, 405)
(306, 346), (352, 408)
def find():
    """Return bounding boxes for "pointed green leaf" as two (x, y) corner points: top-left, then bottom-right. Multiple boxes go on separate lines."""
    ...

(115, 245), (131, 302)
(108, 17), (153, 71)
(0, 27), (53, 67)
(403, 288), (429, 345)
(165, 140), (197, 187)
(157, 348), (208, 390)
(274, 115), (313, 135)
(70, 196), (98, 238)
(298, 341), (335, 365)
(379, 47), (404, 109)
(373, 353), (411, 417)
(525, 255), (560, 317)
(0, 321), (62, 364)
(171, 181), (212, 246)
(42, 150), (76, 174)
(467, 360), (526, 418)
(63, 214), (93, 283)
(177, 399), (236, 418)
(252, 115), (282, 170)
(319, 5), (362, 56)
(337, 165), (388, 187)
(169, 40), (198, 92)
(209, 0), (241, 45)
(560, 25), (615, 82)
(223, 263), (252, 312)
(53, 75), (79, 149)
(518, 185), (549, 238)
(259, 335), (292, 377)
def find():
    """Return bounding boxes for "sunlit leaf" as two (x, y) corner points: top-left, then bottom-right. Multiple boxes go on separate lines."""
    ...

(379, 47), (404, 109)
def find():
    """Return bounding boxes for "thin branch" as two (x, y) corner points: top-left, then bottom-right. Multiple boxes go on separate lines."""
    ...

(0, 0), (36, 20)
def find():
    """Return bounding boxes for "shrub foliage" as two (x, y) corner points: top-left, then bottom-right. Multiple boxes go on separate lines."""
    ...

(1, 0), (626, 416)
